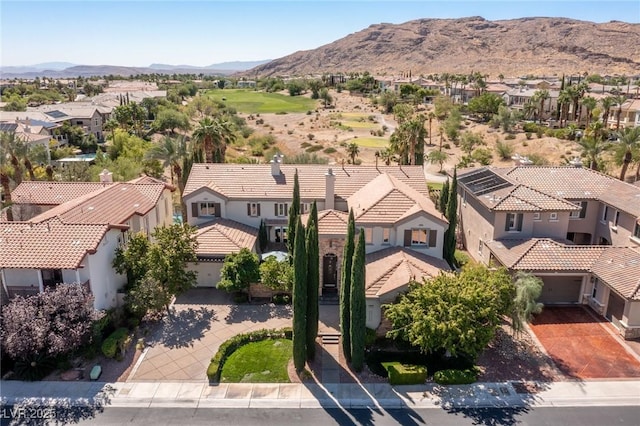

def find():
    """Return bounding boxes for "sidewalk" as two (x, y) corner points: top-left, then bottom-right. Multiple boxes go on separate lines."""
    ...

(2, 380), (639, 409)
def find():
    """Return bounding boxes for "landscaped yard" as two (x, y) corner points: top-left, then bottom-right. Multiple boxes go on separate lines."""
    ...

(204, 89), (317, 113)
(220, 339), (292, 383)
(350, 137), (388, 148)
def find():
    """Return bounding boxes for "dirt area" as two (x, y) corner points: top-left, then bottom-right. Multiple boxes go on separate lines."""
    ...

(231, 90), (583, 173)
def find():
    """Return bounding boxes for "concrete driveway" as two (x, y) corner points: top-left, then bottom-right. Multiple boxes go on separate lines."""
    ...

(530, 307), (640, 379)
(129, 289), (292, 381)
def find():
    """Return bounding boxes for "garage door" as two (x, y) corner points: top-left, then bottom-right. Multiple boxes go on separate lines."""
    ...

(606, 291), (625, 322)
(189, 262), (223, 287)
(538, 276), (583, 304)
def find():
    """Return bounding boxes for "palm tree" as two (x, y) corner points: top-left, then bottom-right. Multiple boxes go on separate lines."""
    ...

(600, 96), (616, 128)
(522, 100), (537, 121)
(533, 89), (550, 124)
(578, 135), (608, 171)
(557, 89), (572, 127)
(192, 117), (235, 163)
(580, 96), (597, 129)
(346, 142), (360, 164)
(615, 126), (640, 181)
(145, 135), (188, 186)
(613, 95), (627, 130)
(377, 147), (395, 165)
(427, 112), (435, 146)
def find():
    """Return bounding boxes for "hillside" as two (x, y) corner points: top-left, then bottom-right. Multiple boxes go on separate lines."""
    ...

(250, 17), (640, 77)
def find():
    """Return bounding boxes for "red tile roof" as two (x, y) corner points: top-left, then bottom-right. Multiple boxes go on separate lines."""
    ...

(195, 218), (258, 257)
(591, 247), (640, 300)
(300, 209), (349, 235)
(11, 182), (112, 206)
(365, 247), (450, 298)
(0, 217), (112, 269)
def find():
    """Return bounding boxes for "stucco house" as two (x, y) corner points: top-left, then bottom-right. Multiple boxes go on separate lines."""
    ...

(0, 174), (175, 310)
(182, 155), (450, 328)
(457, 165), (640, 338)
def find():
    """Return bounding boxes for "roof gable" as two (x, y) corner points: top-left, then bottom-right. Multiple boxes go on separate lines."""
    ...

(195, 218), (258, 257)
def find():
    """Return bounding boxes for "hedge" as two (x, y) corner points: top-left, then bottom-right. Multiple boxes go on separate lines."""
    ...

(382, 362), (427, 385)
(206, 327), (293, 382)
(433, 368), (479, 385)
(101, 328), (130, 359)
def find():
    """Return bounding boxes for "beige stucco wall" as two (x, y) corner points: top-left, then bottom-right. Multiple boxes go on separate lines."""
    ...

(459, 191), (496, 264)
(366, 298), (382, 329)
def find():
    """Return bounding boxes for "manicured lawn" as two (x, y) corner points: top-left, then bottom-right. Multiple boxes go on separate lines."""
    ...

(220, 339), (292, 383)
(204, 89), (317, 113)
(428, 182), (444, 191)
(350, 137), (389, 148)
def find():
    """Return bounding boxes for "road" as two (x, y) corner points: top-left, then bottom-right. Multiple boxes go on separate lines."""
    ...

(3, 406), (639, 426)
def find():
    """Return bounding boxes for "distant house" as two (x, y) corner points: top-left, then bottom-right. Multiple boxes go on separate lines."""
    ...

(607, 98), (640, 129)
(236, 80), (256, 88)
(0, 173), (175, 310)
(182, 156), (450, 329)
(457, 165), (640, 339)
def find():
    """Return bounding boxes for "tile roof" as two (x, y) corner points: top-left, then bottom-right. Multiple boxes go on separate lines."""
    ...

(183, 164), (429, 201)
(195, 218), (258, 258)
(0, 217), (111, 269)
(11, 182), (112, 206)
(29, 183), (165, 226)
(348, 174), (446, 225)
(300, 209), (349, 235)
(591, 247), (640, 300)
(491, 185), (581, 212)
(365, 247), (450, 298)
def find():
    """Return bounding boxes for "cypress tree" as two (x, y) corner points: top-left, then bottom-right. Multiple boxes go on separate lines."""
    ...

(340, 209), (356, 361)
(258, 219), (268, 253)
(305, 202), (319, 359)
(439, 178), (450, 215)
(444, 169), (458, 268)
(292, 217), (307, 372)
(350, 229), (366, 372)
(287, 170), (300, 261)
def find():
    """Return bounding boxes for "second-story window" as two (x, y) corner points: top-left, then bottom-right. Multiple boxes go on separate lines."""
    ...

(613, 210), (620, 227)
(411, 228), (428, 245)
(505, 213), (523, 232)
(601, 205), (609, 223)
(247, 203), (261, 217)
(200, 202), (219, 217)
(382, 228), (390, 244)
(634, 222), (640, 239)
(364, 228), (373, 244)
(275, 203), (288, 217)
(549, 212), (558, 221)
(300, 203), (310, 214)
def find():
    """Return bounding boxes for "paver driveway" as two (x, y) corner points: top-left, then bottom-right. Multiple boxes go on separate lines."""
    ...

(130, 289), (292, 381)
(530, 306), (640, 379)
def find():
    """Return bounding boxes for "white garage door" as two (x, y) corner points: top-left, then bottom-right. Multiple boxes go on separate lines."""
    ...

(188, 262), (223, 288)
(538, 276), (583, 304)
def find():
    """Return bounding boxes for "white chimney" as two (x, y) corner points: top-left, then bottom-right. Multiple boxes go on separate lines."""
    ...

(270, 154), (281, 176)
(325, 168), (335, 210)
(99, 169), (113, 183)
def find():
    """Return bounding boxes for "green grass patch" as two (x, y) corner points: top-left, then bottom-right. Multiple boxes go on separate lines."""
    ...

(351, 137), (388, 148)
(220, 339), (292, 383)
(342, 120), (378, 130)
(382, 362), (428, 385)
(427, 182), (444, 191)
(204, 89), (316, 113)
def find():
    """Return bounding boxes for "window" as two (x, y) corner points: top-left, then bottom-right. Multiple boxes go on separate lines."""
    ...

(382, 228), (390, 244)
(300, 203), (310, 214)
(601, 205), (609, 223)
(275, 203), (288, 217)
(505, 213), (523, 232)
(549, 212), (558, 221)
(613, 210), (620, 227)
(94, 118), (99, 126)
(200, 202), (217, 216)
(570, 201), (588, 219)
(462, 190), (467, 206)
(411, 228), (428, 246)
(247, 202), (261, 217)
(478, 239), (484, 255)
(634, 222), (640, 239)
(533, 212), (541, 221)
(365, 228), (373, 244)
(592, 280), (598, 298)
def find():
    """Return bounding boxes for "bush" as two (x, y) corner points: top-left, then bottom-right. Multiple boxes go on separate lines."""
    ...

(522, 122), (538, 133)
(101, 327), (129, 359)
(442, 143), (451, 150)
(505, 134), (516, 140)
(365, 327), (377, 347)
(433, 368), (478, 385)
(207, 328), (292, 382)
(306, 144), (323, 153)
(495, 141), (514, 160)
(525, 132), (532, 140)
(471, 148), (493, 165)
(454, 250), (471, 267)
(382, 362), (427, 385)
(307, 133), (315, 141)
(272, 293), (291, 305)
(323, 147), (337, 154)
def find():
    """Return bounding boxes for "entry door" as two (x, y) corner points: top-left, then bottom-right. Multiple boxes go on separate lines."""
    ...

(323, 254), (338, 288)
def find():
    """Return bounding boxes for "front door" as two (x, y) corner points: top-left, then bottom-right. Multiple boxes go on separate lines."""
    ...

(323, 254), (338, 292)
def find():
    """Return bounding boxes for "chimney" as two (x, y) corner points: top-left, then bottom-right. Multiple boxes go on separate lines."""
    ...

(270, 154), (281, 176)
(325, 168), (335, 210)
(99, 169), (113, 183)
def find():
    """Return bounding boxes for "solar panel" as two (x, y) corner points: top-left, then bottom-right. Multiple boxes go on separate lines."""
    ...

(459, 169), (512, 196)
(0, 123), (18, 132)
(45, 110), (68, 119)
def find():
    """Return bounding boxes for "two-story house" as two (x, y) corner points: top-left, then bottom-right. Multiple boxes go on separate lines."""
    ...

(0, 172), (175, 310)
(458, 166), (640, 339)
(182, 155), (450, 328)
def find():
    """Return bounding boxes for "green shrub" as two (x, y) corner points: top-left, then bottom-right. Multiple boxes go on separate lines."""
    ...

(433, 368), (478, 385)
(300, 142), (311, 148)
(536, 128), (544, 138)
(382, 362), (427, 385)
(525, 132), (532, 140)
(306, 144), (323, 153)
(442, 143), (451, 150)
(495, 140), (514, 160)
(522, 122), (538, 133)
(365, 327), (377, 347)
(272, 293), (291, 305)
(505, 133), (516, 140)
(323, 147), (337, 154)
(471, 148), (493, 165)
(206, 328), (292, 382)
(454, 250), (471, 267)
(101, 328), (129, 359)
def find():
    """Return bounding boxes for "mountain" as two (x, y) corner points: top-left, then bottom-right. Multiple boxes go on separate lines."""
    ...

(0, 62), (78, 74)
(205, 60), (271, 70)
(249, 17), (640, 77)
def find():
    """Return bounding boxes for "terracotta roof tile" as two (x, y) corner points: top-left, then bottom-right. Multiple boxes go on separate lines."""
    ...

(485, 239), (538, 268)
(300, 209), (349, 235)
(195, 218), (258, 257)
(0, 217), (109, 269)
(365, 247), (450, 298)
(591, 247), (640, 300)
(512, 239), (606, 271)
(11, 182), (112, 206)
(491, 185), (581, 212)
(183, 164), (429, 201)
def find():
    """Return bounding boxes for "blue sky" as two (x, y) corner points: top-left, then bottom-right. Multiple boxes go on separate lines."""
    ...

(1, 0), (639, 67)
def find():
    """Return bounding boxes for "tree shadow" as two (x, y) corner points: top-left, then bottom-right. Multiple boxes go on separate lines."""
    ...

(145, 307), (217, 349)
(3, 384), (115, 426)
(224, 302), (291, 324)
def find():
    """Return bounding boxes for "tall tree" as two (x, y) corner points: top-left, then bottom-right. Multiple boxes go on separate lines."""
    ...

(292, 217), (308, 372)
(613, 95), (627, 130)
(600, 96), (616, 128)
(346, 142), (360, 164)
(439, 178), (450, 215)
(578, 135), (608, 171)
(287, 169), (300, 259)
(443, 169), (458, 267)
(349, 229), (366, 372)
(305, 201), (319, 360)
(511, 272), (544, 336)
(340, 209), (356, 361)
(580, 96), (597, 129)
(192, 116), (235, 163)
(615, 126), (640, 181)
(532, 89), (550, 124)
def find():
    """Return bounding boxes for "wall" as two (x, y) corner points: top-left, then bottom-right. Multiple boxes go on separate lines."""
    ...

(3, 269), (40, 287)
(86, 228), (126, 310)
(566, 200), (599, 242)
(188, 261), (223, 287)
(394, 214), (445, 259)
(366, 298), (381, 329)
(530, 211), (570, 239)
(185, 190), (227, 226)
(594, 203), (638, 246)
(458, 190), (496, 264)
